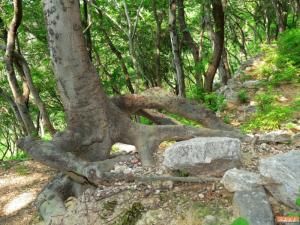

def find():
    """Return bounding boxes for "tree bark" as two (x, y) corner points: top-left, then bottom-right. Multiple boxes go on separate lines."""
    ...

(152, 0), (163, 86)
(272, 0), (288, 33)
(177, 0), (203, 89)
(4, 0), (36, 135)
(218, 48), (231, 85)
(204, 0), (225, 92)
(169, 0), (185, 97)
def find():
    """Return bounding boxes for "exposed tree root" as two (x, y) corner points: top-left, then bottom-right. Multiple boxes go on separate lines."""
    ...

(135, 175), (220, 183)
(112, 87), (234, 131)
(36, 173), (95, 223)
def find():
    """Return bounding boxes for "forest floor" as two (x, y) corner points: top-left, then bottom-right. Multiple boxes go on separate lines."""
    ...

(0, 161), (56, 225)
(0, 142), (297, 225)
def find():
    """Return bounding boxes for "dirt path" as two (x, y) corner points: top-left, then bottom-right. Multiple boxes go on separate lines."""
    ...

(0, 160), (56, 225)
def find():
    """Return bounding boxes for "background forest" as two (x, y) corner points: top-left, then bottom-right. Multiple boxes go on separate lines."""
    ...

(0, 0), (299, 159)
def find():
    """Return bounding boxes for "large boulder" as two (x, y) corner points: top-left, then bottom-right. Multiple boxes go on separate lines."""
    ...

(258, 130), (292, 144)
(233, 187), (274, 225)
(221, 168), (263, 192)
(259, 150), (300, 209)
(163, 137), (241, 176)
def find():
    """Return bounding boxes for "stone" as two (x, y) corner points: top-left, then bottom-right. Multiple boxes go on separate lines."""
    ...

(112, 143), (136, 153)
(258, 130), (292, 144)
(259, 150), (300, 209)
(292, 133), (300, 146)
(163, 137), (241, 176)
(221, 168), (263, 192)
(233, 187), (274, 225)
(203, 215), (218, 225)
(242, 80), (261, 89)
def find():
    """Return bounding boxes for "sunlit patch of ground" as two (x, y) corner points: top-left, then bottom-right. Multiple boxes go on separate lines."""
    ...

(0, 160), (56, 225)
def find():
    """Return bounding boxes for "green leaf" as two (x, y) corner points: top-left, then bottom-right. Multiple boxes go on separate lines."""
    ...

(296, 197), (300, 207)
(231, 217), (250, 225)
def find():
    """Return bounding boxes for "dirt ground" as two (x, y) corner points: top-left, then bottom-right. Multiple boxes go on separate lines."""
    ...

(0, 160), (56, 225)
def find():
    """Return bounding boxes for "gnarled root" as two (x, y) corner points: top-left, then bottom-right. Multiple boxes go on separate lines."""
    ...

(37, 173), (95, 223)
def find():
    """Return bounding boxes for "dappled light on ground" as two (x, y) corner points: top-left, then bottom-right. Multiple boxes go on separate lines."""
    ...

(3, 192), (35, 215)
(0, 160), (55, 225)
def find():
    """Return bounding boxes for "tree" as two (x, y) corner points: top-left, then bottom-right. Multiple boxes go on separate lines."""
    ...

(9, 0), (241, 222)
(204, 0), (225, 92)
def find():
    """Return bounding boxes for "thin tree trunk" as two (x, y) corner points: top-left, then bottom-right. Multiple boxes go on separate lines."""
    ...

(169, 0), (185, 97)
(272, 0), (288, 33)
(82, 0), (92, 61)
(218, 48), (231, 85)
(100, 25), (135, 93)
(4, 0), (36, 135)
(152, 0), (163, 87)
(204, 0), (225, 92)
(177, 0), (203, 89)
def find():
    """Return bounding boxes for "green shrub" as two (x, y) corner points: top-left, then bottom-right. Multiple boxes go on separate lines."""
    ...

(186, 86), (226, 112)
(278, 29), (300, 66)
(231, 217), (249, 225)
(237, 89), (249, 103)
(253, 31), (300, 86)
(241, 105), (294, 132)
(255, 92), (275, 113)
(201, 92), (226, 112)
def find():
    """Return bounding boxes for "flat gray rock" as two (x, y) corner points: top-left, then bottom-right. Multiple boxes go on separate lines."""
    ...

(221, 168), (263, 192)
(259, 150), (300, 209)
(292, 133), (300, 146)
(233, 187), (274, 225)
(242, 80), (261, 89)
(258, 130), (292, 144)
(163, 137), (241, 176)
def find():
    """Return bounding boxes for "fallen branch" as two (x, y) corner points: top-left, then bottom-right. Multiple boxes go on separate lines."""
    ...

(135, 175), (220, 183)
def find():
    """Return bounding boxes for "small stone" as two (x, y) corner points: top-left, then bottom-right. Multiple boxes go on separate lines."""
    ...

(292, 133), (300, 146)
(203, 215), (217, 225)
(198, 193), (205, 199)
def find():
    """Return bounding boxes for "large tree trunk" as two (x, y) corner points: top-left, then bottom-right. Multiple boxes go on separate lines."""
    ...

(204, 0), (225, 92)
(17, 0), (243, 222)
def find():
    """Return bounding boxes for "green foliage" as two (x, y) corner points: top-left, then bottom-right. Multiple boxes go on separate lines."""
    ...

(241, 92), (299, 132)
(296, 197), (300, 207)
(223, 115), (231, 124)
(255, 91), (276, 113)
(7, 151), (29, 161)
(116, 202), (144, 225)
(231, 217), (249, 225)
(187, 86), (226, 112)
(139, 116), (153, 125)
(167, 113), (200, 127)
(237, 89), (249, 103)
(15, 164), (30, 175)
(204, 93), (226, 112)
(256, 30), (300, 86)
(278, 29), (300, 66)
